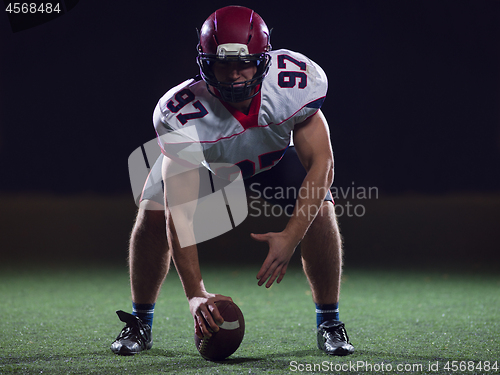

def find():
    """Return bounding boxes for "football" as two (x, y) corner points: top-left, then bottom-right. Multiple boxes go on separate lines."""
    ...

(194, 300), (245, 361)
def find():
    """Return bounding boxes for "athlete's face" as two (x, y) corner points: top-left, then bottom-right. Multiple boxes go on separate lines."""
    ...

(212, 60), (257, 85)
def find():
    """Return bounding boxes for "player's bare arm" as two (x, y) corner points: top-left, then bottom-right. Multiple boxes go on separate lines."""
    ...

(161, 156), (232, 338)
(171, 235), (232, 339)
(252, 110), (334, 288)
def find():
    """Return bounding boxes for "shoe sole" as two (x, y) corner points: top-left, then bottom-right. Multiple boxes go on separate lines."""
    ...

(111, 341), (153, 356)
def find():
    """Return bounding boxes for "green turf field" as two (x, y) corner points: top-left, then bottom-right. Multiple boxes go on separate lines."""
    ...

(0, 265), (499, 374)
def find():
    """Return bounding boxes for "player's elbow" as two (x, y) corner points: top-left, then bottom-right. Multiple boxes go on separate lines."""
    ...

(311, 155), (334, 186)
(326, 162), (334, 186)
(322, 154), (334, 184)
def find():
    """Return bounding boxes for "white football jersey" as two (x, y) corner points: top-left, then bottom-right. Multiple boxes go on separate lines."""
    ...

(153, 49), (327, 180)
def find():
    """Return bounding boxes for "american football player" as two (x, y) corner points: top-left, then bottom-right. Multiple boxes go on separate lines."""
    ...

(111, 5), (354, 357)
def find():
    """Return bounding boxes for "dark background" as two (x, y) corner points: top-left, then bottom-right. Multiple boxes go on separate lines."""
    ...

(1, 1), (499, 268)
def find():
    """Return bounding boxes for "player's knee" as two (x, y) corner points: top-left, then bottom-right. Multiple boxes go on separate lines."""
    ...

(139, 199), (164, 212)
(318, 200), (334, 217)
(135, 205), (166, 233)
(310, 201), (335, 227)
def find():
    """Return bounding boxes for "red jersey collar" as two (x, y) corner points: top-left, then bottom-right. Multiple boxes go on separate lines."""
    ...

(220, 90), (261, 130)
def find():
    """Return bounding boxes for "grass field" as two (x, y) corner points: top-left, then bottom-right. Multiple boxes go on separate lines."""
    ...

(0, 264), (499, 374)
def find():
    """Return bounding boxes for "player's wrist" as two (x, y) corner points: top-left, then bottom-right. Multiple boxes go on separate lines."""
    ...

(183, 281), (209, 300)
(283, 219), (308, 243)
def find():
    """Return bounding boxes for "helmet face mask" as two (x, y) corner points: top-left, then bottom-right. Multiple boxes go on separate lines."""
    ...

(196, 6), (272, 103)
(197, 51), (271, 103)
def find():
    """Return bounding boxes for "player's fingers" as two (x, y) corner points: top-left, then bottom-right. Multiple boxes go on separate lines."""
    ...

(200, 304), (220, 334)
(257, 249), (279, 280)
(196, 306), (214, 338)
(258, 258), (280, 286)
(194, 318), (203, 339)
(276, 263), (288, 284)
(265, 264), (284, 288)
(256, 259), (272, 282)
(257, 266), (270, 284)
(250, 233), (269, 243)
(196, 312), (212, 338)
(257, 260), (275, 286)
(207, 302), (224, 326)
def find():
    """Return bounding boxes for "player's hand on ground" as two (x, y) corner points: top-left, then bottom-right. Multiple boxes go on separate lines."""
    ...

(189, 293), (233, 339)
(251, 231), (297, 288)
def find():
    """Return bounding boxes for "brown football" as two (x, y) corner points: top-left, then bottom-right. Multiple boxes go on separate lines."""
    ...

(194, 300), (245, 361)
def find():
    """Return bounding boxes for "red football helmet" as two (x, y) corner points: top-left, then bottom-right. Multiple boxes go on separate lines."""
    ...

(197, 6), (272, 103)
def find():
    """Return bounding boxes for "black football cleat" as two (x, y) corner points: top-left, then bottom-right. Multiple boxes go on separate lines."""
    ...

(317, 320), (354, 356)
(111, 310), (153, 355)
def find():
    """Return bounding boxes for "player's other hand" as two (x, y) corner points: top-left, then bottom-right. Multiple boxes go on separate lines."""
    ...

(189, 293), (233, 339)
(251, 231), (297, 288)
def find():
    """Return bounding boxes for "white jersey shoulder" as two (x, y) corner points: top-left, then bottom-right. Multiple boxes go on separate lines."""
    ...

(260, 49), (328, 126)
(153, 49), (327, 179)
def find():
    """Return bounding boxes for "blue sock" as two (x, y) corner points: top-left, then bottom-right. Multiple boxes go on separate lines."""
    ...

(132, 303), (155, 328)
(315, 303), (339, 327)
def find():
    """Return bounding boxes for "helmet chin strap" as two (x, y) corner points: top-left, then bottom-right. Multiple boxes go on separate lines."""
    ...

(206, 81), (259, 104)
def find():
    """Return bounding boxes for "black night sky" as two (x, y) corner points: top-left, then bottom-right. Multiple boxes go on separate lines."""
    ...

(1, 0), (499, 196)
